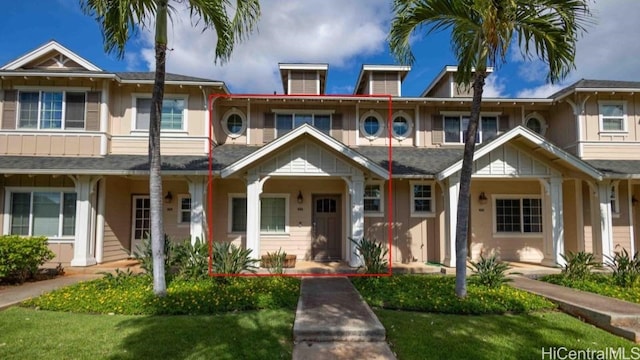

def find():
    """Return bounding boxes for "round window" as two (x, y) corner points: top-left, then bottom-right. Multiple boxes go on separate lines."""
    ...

(362, 115), (383, 138)
(525, 114), (546, 136)
(392, 115), (412, 138)
(222, 109), (246, 138)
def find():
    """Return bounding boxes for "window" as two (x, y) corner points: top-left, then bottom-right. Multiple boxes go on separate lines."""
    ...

(132, 196), (150, 240)
(222, 108), (246, 138)
(443, 115), (498, 143)
(18, 91), (86, 129)
(495, 197), (542, 234)
(134, 95), (187, 131)
(275, 113), (331, 136)
(178, 196), (191, 223)
(525, 112), (547, 136)
(599, 101), (626, 132)
(364, 183), (383, 215)
(411, 182), (434, 217)
(392, 112), (413, 139)
(8, 190), (76, 238)
(360, 111), (384, 139)
(228, 195), (288, 234)
(610, 182), (620, 214)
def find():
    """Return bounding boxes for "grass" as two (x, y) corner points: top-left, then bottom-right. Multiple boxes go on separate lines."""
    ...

(543, 273), (640, 304)
(377, 309), (636, 360)
(0, 307), (293, 360)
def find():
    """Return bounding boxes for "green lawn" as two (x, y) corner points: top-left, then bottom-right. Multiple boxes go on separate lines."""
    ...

(0, 307), (293, 360)
(377, 309), (636, 360)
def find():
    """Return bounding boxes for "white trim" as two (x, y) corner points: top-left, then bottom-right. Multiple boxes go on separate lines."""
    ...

(14, 85), (92, 92)
(131, 195), (150, 246)
(16, 89), (89, 130)
(221, 107), (247, 138)
(440, 113), (499, 144)
(364, 181), (384, 217)
(273, 111), (333, 138)
(359, 110), (385, 140)
(260, 193), (290, 235)
(227, 193), (247, 234)
(177, 194), (191, 225)
(491, 194), (544, 235)
(130, 93), (189, 132)
(278, 63), (328, 71)
(598, 100), (628, 134)
(1, 40), (102, 71)
(420, 65), (494, 97)
(272, 109), (335, 115)
(524, 112), (548, 136)
(610, 181), (621, 217)
(391, 110), (414, 140)
(410, 181), (436, 218)
(439, 111), (502, 117)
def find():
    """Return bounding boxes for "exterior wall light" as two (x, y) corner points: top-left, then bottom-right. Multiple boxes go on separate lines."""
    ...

(297, 191), (304, 204)
(478, 192), (488, 205)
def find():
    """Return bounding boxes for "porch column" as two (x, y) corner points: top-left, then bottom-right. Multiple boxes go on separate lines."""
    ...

(245, 171), (266, 259)
(443, 173), (460, 267)
(71, 175), (98, 266)
(348, 174), (365, 267)
(542, 177), (565, 267)
(188, 177), (206, 245)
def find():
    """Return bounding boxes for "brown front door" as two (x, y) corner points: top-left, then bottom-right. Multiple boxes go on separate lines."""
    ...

(312, 195), (341, 261)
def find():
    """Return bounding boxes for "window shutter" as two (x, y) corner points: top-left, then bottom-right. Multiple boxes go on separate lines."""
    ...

(263, 112), (274, 143)
(85, 91), (101, 131)
(2, 90), (17, 130)
(331, 113), (342, 141)
(499, 115), (509, 132)
(431, 114), (443, 144)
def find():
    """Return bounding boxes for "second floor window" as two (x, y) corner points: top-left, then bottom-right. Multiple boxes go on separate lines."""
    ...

(276, 113), (330, 136)
(599, 101), (626, 133)
(18, 91), (86, 130)
(444, 115), (498, 144)
(135, 97), (186, 131)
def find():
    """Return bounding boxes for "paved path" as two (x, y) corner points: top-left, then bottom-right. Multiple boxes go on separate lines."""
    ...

(511, 276), (640, 342)
(292, 277), (396, 359)
(0, 274), (99, 310)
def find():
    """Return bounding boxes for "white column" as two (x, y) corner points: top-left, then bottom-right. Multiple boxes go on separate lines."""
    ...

(443, 173), (459, 267)
(188, 177), (206, 245)
(543, 177), (565, 266)
(99, 81), (109, 156)
(598, 182), (614, 259)
(95, 178), (106, 263)
(71, 176), (97, 266)
(245, 171), (266, 259)
(349, 174), (365, 267)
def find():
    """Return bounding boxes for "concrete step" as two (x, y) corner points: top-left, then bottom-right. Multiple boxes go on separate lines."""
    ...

(293, 341), (396, 360)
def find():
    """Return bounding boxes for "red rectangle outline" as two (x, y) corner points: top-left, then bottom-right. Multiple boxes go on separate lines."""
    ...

(207, 93), (394, 277)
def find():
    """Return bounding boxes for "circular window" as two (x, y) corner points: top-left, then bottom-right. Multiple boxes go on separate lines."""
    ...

(222, 109), (246, 138)
(392, 112), (413, 139)
(524, 112), (547, 136)
(360, 112), (384, 139)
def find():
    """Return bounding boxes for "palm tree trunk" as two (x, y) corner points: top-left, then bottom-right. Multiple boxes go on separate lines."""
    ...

(455, 71), (486, 298)
(150, 0), (168, 296)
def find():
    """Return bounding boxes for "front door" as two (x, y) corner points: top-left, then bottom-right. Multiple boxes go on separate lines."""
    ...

(312, 195), (342, 261)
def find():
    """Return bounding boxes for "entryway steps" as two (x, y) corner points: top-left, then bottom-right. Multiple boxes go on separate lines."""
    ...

(292, 277), (396, 359)
(511, 276), (640, 343)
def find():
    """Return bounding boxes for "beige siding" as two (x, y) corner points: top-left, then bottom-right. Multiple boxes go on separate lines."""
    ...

(582, 181), (594, 253)
(110, 137), (206, 155)
(2, 90), (17, 130)
(563, 179), (579, 252)
(47, 243), (74, 265)
(0, 134), (101, 156)
(102, 176), (132, 261)
(581, 144), (640, 160)
(426, 76), (451, 98)
(358, 107), (416, 147)
(85, 91), (101, 131)
(612, 180), (633, 252)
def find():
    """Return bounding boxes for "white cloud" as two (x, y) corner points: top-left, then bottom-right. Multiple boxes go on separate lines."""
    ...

(137, 0), (391, 93)
(516, 83), (566, 99)
(483, 74), (506, 97)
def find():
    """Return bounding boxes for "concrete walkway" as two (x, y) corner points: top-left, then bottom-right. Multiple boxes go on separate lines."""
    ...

(292, 277), (396, 360)
(0, 274), (100, 310)
(511, 276), (640, 342)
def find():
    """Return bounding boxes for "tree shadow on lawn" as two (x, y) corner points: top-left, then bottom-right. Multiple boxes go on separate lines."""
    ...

(109, 310), (294, 360)
(377, 310), (636, 360)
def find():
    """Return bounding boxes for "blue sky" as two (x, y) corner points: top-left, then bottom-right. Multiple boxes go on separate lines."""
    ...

(2, 0), (640, 98)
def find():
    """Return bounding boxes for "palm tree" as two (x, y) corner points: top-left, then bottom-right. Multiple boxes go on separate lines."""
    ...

(81, 0), (260, 295)
(389, 0), (591, 297)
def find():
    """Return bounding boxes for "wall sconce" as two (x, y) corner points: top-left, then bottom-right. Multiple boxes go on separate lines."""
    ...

(164, 191), (173, 204)
(478, 192), (488, 205)
(633, 196), (638, 206)
(297, 191), (304, 204)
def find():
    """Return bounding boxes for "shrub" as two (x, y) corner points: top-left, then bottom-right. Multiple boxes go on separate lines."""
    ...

(211, 242), (257, 274)
(135, 234), (177, 277)
(173, 237), (209, 280)
(605, 248), (640, 287)
(560, 251), (600, 280)
(0, 235), (54, 283)
(350, 237), (389, 274)
(263, 248), (287, 274)
(468, 254), (511, 288)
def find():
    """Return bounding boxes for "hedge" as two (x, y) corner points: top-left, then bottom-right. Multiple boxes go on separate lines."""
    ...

(0, 235), (54, 283)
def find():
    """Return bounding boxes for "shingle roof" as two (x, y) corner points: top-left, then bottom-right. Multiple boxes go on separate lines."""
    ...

(587, 160), (640, 176)
(115, 72), (221, 83)
(549, 79), (640, 99)
(353, 147), (463, 175)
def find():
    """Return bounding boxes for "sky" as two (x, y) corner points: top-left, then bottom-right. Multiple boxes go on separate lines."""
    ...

(1, 0), (640, 98)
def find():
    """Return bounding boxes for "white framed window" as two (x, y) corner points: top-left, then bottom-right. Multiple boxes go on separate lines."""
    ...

(222, 108), (247, 138)
(494, 195), (543, 234)
(132, 94), (188, 131)
(391, 111), (413, 139)
(599, 101), (627, 133)
(524, 112), (547, 136)
(178, 195), (191, 224)
(443, 114), (498, 144)
(275, 111), (331, 137)
(364, 182), (384, 217)
(360, 111), (385, 139)
(227, 193), (289, 234)
(132, 196), (150, 241)
(4, 188), (77, 239)
(410, 181), (435, 217)
(17, 90), (86, 130)
(610, 182), (620, 216)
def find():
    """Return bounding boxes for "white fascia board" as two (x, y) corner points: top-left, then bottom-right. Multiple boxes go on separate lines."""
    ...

(278, 63), (329, 71)
(2, 40), (102, 71)
(420, 66), (495, 97)
(0, 169), (217, 176)
(0, 71), (115, 79)
(436, 125), (603, 181)
(220, 124), (389, 179)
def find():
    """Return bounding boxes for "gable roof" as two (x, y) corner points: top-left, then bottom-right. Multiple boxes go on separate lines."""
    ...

(437, 125), (603, 181)
(353, 64), (411, 95)
(221, 124), (389, 179)
(421, 65), (494, 97)
(1, 40), (102, 72)
(549, 79), (640, 100)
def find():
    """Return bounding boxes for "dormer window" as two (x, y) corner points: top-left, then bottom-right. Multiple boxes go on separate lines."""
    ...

(18, 90), (86, 130)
